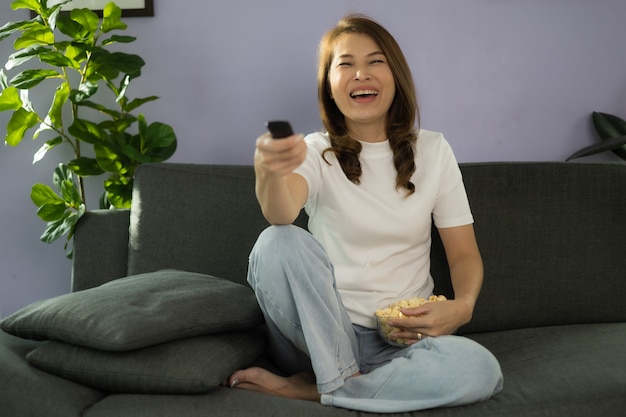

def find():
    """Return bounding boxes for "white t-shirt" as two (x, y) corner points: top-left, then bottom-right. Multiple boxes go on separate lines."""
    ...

(294, 130), (473, 328)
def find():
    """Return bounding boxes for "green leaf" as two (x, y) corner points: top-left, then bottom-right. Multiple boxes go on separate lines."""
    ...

(65, 44), (86, 64)
(68, 118), (107, 144)
(591, 112), (626, 160)
(11, 0), (41, 13)
(0, 18), (39, 43)
(95, 143), (126, 174)
(124, 95), (159, 113)
(31, 183), (65, 207)
(122, 143), (152, 163)
(53, 163), (74, 189)
(14, 25), (55, 49)
(102, 35), (136, 46)
(55, 14), (89, 40)
(60, 179), (82, 206)
(5, 108), (38, 146)
(36, 202), (67, 222)
(70, 81), (98, 104)
(566, 135), (626, 161)
(592, 112), (626, 139)
(5, 45), (50, 70)
(0, 86), (22, 111)
(33, 136), (63, 163)
(139, 120), (178, 161)
(10, 69), (59, 89)
(99, 114), (136, 133)
(40, 208), (84, 244)
(69, 8), (100, 36)
(68, 156), (105, 176)
(104, 175), (133, 208)
(77, 100), (122, 119)
(93, 51), (145, 79)
(39, 51), (75, 67)
(102, 2), (127, 33)
(143, 121), (177, 148)
(0, 69), (8, 89)
(48, 81), (70, 128)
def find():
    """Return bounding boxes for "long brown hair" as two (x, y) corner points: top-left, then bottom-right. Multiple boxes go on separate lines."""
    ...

(318, 14), (420, 195)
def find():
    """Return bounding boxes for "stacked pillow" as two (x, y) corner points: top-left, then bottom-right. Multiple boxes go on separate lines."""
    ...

(0, 269), (266, 394)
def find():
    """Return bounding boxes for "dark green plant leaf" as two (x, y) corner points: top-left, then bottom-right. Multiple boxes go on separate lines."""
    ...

(592, 112), (626, 139)
(143, 121), (177, 149)
(10, 69), (59, 89)
(36, 202), (67, 221)
(104, 175), (133, 208)
(122, 143), (153, 163)
(95, 143), (127, 174)
(102, 35), (136, 45)
(55, 13), (89, 40)
(68, 156), (105, 176)
(5, 108), (38, 146)
(92, 52), (146, 80)
(39, 51), (74, 67)
(124, 95), (159, 113)
(566, 135), (626, 161)
(33, 136), (63, 163)
(99, 190), (112, 209)
(68, 118), (107, 144)
(99, 114), (136, 133)
(77, 100), (122, 118)
(0, 86), (22, 111)
(591, 112), (626, 160)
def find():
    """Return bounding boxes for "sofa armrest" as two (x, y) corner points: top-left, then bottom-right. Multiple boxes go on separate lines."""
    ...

(71, 209), (130, 292)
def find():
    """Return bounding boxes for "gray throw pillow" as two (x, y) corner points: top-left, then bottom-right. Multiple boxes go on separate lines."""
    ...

(26, 329), (267, 394)
(0, 269), (263, 351)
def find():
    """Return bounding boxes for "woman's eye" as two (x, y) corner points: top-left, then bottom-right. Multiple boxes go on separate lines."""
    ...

(338, 62), (352, 67)
(371, 59), (385, 64)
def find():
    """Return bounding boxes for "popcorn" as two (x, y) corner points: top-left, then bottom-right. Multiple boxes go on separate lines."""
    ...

(374, 295), (447, 346)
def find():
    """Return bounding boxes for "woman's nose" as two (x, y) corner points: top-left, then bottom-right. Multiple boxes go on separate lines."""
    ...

(355, 69), (371, 80)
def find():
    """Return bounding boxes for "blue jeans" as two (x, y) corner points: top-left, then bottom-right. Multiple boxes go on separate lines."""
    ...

(247, 225), (503, 413)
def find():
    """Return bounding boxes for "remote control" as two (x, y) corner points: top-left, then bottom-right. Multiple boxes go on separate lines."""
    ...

(266, 120), (294, 139)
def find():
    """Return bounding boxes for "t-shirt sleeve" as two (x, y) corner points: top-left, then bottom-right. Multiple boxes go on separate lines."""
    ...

(432, 137), (474, 228)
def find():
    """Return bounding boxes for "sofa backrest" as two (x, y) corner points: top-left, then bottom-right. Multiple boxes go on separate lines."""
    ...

(123, 162), (626, 334)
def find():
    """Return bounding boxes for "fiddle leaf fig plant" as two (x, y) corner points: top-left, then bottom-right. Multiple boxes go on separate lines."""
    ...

(566, 112), (626, 161)
(0, 0), (177, 255)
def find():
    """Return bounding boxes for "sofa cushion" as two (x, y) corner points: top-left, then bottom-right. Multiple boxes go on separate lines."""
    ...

(26, 329), (266, 394)
(0, 269), (263, 351)
(0, 330), (105, 417)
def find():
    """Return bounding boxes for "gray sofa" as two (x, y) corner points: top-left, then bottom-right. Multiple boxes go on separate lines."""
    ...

(1, 162), (625, 417)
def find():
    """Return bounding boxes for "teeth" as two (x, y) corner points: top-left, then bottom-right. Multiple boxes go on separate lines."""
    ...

(350, 90), (378, 98)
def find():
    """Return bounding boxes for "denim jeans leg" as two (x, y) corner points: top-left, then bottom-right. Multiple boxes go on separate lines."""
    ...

(321, 335), (504, 412)
(247, 225), (360, 394)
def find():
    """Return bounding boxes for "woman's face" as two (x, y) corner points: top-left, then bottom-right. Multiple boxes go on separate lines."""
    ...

(328, 33), (395, 139)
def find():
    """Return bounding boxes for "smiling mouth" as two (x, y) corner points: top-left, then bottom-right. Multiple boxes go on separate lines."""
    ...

(350, 89), (379, 99)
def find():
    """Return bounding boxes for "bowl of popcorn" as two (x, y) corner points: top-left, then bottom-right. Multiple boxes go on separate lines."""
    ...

(374, 295), (447, 347)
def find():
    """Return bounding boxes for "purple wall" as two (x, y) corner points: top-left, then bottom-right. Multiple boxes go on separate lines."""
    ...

(2, 0), (626, 317)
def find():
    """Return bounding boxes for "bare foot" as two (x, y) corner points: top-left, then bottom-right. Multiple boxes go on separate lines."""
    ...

(227, 367), (320, 402)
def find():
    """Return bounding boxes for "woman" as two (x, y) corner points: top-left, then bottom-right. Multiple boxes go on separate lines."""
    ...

(228, 14), (503, 413)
